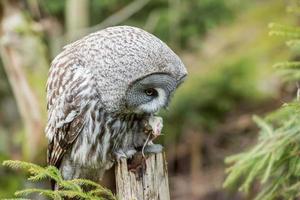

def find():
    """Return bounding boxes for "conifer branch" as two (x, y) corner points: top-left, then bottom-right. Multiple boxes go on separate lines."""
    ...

(2, 160), (117, 200)
(224, 7), (300, 198)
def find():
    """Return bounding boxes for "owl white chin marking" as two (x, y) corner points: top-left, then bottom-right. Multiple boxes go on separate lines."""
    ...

(136, 88), (167, 114)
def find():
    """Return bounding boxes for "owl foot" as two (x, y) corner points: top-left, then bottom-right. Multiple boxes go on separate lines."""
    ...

(114, 149), (137, 160)
(143, 144), (163, 154)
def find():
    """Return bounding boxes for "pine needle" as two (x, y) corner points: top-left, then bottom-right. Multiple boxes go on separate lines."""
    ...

(2, 160), (117, 200)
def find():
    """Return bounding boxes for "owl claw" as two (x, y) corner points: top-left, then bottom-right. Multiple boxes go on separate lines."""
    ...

(143, 144), (163, 154)
(125, 149), (137, 158)
(114, 151), (127, 160)
(114, 149), (137, 160)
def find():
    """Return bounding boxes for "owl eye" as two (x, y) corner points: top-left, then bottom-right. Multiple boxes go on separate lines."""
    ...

(145, 88), (158, 96)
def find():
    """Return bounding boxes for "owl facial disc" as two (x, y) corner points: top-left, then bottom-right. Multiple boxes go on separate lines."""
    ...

(125, 73), (182, 114)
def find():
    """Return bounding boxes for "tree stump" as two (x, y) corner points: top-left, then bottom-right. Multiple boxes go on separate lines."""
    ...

(115, 152), (170, 200)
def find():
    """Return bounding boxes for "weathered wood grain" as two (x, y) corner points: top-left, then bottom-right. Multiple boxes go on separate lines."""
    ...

(115, 152), (170, 200)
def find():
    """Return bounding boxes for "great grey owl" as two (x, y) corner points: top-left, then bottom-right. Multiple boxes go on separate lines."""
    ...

(45, 26), (187, 185)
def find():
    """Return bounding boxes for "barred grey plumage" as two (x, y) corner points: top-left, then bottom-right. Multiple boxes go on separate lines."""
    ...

(45, 26), (187, 184)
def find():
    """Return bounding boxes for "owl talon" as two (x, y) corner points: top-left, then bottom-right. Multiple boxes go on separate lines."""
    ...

(114, 149), (137, 160)
(125, 149), (137, 158)
(143, 144), (163, 154)
(114, 150), (127, 160)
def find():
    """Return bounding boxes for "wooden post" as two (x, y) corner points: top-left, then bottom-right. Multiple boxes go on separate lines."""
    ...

(115, 152), (170, 200)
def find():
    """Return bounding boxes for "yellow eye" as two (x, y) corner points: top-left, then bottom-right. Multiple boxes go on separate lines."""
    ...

(145, 88), (157, 96)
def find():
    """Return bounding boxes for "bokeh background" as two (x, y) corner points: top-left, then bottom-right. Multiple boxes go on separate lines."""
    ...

(0, 0), (296, 199)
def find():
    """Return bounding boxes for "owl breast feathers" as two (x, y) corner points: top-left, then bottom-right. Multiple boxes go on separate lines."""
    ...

(45, 26), (187, 182)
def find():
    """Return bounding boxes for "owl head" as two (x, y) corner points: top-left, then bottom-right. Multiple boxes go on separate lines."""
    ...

(125, 72), (186, 114)
(61, 26), (187, 114)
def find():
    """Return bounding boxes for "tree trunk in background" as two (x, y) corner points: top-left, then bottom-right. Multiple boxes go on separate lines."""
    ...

(0, 0), (48, 161)
(65, 0), (150, 42)
(65, 0), (89, 41)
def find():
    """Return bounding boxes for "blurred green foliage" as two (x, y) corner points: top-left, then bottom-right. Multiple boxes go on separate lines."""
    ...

(161, 0), (292, 143)
(41, 0), (238, 48)
(224, 103), (300, 200)
(223, 6), (300, 200)
(162, 58), (266, 141)
(0, 0), (293, 199)
(176, 0), (236, 48)
(0, 62), (19, 128)
(0, 155), (24, 198)
(1, 0), (242, 197)
(2, 160), (116, 200)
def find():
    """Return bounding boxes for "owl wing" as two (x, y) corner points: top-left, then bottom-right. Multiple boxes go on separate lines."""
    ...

(46, 89), (85, 168)
(46, 104), (85, 168)
(45, 63), (95, 168)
